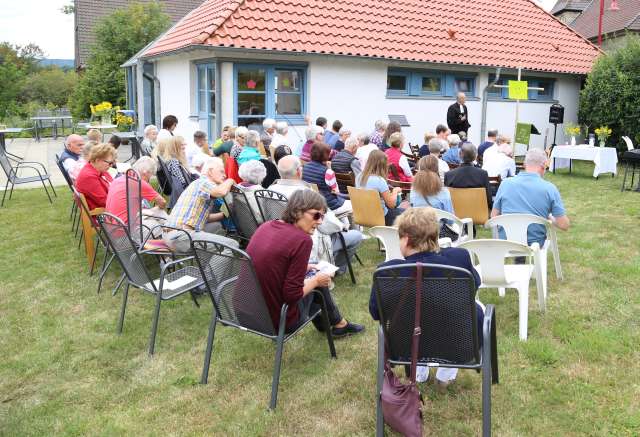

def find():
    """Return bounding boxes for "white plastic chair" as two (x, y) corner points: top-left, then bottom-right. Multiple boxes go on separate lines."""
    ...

(485, 214), (563, 303)
(622, 136), (635, 151)
(432, 209), (474, 246)
(458, 239), (544, 341)
(369, 226), (452, 262)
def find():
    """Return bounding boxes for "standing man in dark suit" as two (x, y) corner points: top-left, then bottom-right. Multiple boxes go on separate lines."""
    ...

(444, 142), (492, 208)
(447, 92), (470, 138)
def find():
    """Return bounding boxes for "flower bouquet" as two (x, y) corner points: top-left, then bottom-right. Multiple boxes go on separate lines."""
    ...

(594, 126), (612, 147)
(90, 102), (115, 126)
(564, 123), (581, 146)
(116, 112), (134, 131)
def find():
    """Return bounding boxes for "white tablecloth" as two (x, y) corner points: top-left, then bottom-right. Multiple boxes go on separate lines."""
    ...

(550, 145), (618, 178)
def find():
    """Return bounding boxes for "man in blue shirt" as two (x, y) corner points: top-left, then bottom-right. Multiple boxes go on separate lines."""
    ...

(323, 120), (342, 147)
(492, 148), (570, 246)
(478, 129), (498, 159)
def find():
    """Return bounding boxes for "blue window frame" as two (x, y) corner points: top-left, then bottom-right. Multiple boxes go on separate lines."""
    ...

(387, 69), (475, 97)
(234, 63), (307, 127)
(488, 75), (555, 101)
(196, 63), (216, 139)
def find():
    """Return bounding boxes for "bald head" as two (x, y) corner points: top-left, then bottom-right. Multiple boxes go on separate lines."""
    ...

(66, 134), (85, 155)
(277, 155), (302, 179)
(460, 142), (477, 164)
(457, 92), (466, 105)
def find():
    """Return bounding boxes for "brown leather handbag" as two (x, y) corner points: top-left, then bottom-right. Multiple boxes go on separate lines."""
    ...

(380, 264), (424, 437)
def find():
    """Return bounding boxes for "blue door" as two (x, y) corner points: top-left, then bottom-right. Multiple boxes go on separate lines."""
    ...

(196, 63), (216, 140)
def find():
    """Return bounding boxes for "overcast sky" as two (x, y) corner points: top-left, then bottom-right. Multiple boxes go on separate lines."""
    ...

(0, 0), (558, 60)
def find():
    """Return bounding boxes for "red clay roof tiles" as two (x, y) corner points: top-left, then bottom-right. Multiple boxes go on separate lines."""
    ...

(142, 0), (601, 74)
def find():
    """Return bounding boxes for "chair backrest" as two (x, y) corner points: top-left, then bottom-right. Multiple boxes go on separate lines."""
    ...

(388, 163), (401, 180)
(0, 149), (14, 179)
(192, 239), (276, 336)
(97, 212), (155, 290)
(386, 178), (412, 193)
(226, 185), (260, 242)
(485, 213), (551, 246)
(369, 226), (403, 261)
(373, 263), (480, 366)
(254, 189), (288, 222)
(334, 172), (355, 194)
(259, 158), (280, 188)
(449, 187), (489, 225)
(489, 175), (501, 190)
(156, 157), (172, 196)
(622, 136), (634, 151)
(125, 168), (144, 245)
(55, 154), (74, 191)
(347, 186), (386, 227)
(457, 239), (532, 286)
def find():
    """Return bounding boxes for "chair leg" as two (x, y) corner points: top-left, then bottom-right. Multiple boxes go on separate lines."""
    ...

(97, 252), (114, 294)
(89, 235), (100, 276)
(148, 293), (163, 355)
(189, 291), (201, 308)
(498, 287), (505, 297)
(552, 242), (563, 281)
(339, 233), (356, 285)
(315, 292), (337, 358)
(40, 178), (53, 204)
(355, 253), (363, 266)
(117, 282), (130, 333)
(517, 285), (529, 341)
(77, 229), (84, 248)
(269, 322), (287, 410)
(8, 181), (15, 200)
(48, 179), (57, 197)
(1, 179), (9, 207)
(376, 327), (385, 437)
(112, 273), (126, 297)
(482, 330), (493, 437)
(200, 309), (218, 384)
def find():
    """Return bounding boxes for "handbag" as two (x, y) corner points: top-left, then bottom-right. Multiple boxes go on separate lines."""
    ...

(380, 263), (424, 437)
(422, 195), (459, 242)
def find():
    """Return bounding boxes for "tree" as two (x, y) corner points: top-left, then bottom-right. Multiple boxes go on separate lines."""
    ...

(579, 36), (640, 150)
(70, 2), (170, 118)
(0, 42), (46, 118)
(21, 67), (77, 108)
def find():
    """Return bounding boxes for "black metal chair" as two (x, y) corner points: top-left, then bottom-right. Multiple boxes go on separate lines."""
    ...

(191, 239), (336, 409)
(225, 185), (261, 246)
(55, 153), (80, 232)
(97, 213), (204, 355)
(373, 263), (498, 437)
(254, 188), (361, 284)
(0, 147), (56, 207)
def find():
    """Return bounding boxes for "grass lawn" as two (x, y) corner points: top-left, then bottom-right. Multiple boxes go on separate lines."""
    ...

(1, 162), (639, 436)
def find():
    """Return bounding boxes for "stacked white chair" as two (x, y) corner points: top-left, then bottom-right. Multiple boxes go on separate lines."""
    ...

(368, 226), (452, 262)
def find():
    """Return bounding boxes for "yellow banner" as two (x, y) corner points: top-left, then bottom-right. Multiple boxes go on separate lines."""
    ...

(508, 80), (528, 100)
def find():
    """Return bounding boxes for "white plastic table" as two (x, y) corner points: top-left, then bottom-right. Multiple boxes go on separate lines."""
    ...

(550, 145), (618, 178)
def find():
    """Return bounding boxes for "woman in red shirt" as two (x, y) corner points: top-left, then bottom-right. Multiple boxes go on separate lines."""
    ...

(75, 143), (116, 210)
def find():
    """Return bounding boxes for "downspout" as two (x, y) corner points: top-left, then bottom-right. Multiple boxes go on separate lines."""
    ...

(142, 63), (161, 127)
(480, 68), (501, 142)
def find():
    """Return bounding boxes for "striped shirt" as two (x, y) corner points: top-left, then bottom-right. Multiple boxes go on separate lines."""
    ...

(165, 177), (216, 231)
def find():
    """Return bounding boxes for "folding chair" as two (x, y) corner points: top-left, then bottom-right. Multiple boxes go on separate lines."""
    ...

(192, 239), (336, 409)
(0, 147), (56, 207)
(55, 154), (80, 232)
(458, 239), (545, 340)
(373, 263), (498, 436)
(97, 213), (204, 355)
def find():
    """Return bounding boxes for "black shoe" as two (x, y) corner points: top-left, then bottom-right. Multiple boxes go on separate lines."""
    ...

(331, 321), (365, 338)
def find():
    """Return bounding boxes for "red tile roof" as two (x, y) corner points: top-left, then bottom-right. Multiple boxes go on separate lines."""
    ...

(570, 0), (640, 40)
(142, 0), (601, 74)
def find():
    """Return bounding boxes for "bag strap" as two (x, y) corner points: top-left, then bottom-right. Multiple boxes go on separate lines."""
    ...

(409, 263), (423, 383)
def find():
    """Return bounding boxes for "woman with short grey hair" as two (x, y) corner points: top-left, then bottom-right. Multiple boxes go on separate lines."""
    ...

(141, 124), (158, 155)
(238, 160), (268, 222)
(238, 130), (262, 165)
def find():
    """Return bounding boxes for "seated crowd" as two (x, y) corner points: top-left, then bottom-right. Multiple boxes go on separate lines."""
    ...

(59, 111), (570, 392)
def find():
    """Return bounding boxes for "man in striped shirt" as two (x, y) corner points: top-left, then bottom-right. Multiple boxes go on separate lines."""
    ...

(163, 157), (238, 253)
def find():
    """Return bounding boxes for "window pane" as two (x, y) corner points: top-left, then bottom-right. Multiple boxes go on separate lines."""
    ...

(275, 93), (301, 115)
(238, 117), (265, 129)
(207, 67), (215, 90)
(275, 70), (301, 92)
(455, 78), (472, 93)
(387, 74), (407, 91)
(537, 82), (552, 98)
(421, 76), (441, 92)
(199, 91), (207, 112)
(238, 68), (266, 91)
(238, 93), (265, 116)
(209, 91), (215, 114)
(198, 67), (206, 91)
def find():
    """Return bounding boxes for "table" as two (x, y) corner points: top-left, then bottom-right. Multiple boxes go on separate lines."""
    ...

(113, 131), (141, 161)
(550, 145), (618, 178)
(31, 116), (73, 141)
(0, 128), (29, 160)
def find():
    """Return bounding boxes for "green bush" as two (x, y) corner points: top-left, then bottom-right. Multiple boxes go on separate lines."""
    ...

(579, 36), (640, 150)
(22, 67), (77, 108)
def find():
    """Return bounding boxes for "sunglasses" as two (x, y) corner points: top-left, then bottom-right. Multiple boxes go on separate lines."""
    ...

(305, 211), (325, 221)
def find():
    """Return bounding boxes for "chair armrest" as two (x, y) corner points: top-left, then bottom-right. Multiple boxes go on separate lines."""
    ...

(158, 256), (196, 288)
(460, 217), (474, 238)
(18, 161), (48, 172)
(13, 163), (45, 178)
(438, 237), (452, 248)
(89, 208), (105, 216)
(482, 304), (499, 384)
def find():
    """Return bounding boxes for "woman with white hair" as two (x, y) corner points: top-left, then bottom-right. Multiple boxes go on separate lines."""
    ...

(230, 126), (248, 159)
(237, 130), (262, 165)
(238, 160), (268, 223)
(300, 125), (324, 163)
(141, 125), (158, 155)
(442, 133), (462, 165)
(483, 137), (516, 180)
(261, 118), (276, 149)
(269, 121), (289, 159)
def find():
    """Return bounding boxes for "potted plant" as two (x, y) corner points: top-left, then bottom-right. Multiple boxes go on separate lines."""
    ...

(564, 123), (581, 146)
(594, 126), (612, 147)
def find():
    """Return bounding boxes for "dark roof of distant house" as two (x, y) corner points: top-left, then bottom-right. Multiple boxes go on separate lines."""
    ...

(550, 0), (590, 15)
(139, 0), (601, 75)
(75, 0), (204, 68)
(570, 0), (640, 40)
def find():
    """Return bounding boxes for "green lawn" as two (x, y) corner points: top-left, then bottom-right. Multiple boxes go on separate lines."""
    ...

(1, 163), (639, 436)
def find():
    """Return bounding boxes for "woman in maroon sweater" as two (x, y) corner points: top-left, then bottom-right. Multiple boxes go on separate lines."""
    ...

(246, 190), (364, 337)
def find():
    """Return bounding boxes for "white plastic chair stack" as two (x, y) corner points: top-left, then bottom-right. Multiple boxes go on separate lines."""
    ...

(432, 209), (474, 246)
(369, 226), (452, 262)
(485, 214), (563, 304)
(458, 239), (545, 341)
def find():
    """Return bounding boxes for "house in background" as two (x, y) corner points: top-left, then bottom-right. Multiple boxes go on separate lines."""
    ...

(74, 0), (204, 69)
(125, 0), (600, 151)
(551, 0), (639, 51)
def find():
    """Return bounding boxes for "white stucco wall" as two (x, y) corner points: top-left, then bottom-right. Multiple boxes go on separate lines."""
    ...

(147, 50), (583, 152)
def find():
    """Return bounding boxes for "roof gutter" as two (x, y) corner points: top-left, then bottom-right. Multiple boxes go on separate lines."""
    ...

(480, 67), (501, 143)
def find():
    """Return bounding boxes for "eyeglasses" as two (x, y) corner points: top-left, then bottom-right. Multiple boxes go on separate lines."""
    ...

(305, 211), (325, 221)
(101, 159), (115, 165)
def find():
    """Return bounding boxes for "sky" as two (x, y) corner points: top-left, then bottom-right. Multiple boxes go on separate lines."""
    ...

(0, 0), (558, 61)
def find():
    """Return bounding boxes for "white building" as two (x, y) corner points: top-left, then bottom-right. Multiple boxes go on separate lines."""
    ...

(124, 0), (601, 151)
